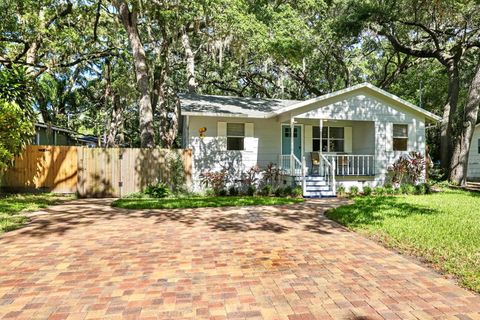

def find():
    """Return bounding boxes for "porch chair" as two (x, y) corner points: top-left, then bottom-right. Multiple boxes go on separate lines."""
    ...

(310, 152), (320, 175)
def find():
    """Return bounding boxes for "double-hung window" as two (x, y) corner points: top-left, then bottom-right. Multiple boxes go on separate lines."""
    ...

(226, 123), (245, 150)
(393, 124), (408, 151)
(312, 126), (344, 152)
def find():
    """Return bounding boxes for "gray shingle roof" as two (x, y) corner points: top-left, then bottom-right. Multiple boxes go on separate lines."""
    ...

(180, 93), (300, 117)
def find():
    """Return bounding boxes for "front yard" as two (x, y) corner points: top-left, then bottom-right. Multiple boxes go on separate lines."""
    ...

(326, 188), (480, 293)
(112, 196), (304, 209)
(0, 193), (72, 234)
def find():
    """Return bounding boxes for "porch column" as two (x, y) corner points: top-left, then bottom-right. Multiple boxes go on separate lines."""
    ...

(290, 116), (295, 175)
(290, 116), (295, 157)
(319, 119), (323, 155)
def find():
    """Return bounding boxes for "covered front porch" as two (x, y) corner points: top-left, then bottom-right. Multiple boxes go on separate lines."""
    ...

(278, 118), (376, 175)
(277, 117), (376, 196)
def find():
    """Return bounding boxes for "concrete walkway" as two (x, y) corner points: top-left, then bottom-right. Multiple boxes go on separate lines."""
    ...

(1, 198), (479, 320)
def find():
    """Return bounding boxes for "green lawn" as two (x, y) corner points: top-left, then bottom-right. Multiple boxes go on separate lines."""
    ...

(0, 193), (72, 234)
(112, 196), (304, 210)
(326, 188), (480, 293)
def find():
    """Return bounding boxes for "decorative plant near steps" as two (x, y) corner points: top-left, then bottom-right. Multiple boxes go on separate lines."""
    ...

(241, 165), (260, 195)
(388, 152), (426, 186)
(200, 169), (228, 195)
(261, 163), (282, 189)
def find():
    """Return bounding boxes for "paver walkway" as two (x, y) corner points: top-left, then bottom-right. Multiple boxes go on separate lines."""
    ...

(1, 199), (479, 320)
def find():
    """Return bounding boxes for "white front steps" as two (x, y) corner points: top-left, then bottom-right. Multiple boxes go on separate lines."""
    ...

(294, 176), (336, 198)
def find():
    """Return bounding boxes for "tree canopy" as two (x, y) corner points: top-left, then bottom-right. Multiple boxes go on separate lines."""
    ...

(1, 0), (479, 183)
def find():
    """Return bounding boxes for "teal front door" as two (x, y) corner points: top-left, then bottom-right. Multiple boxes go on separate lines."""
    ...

(282, 125), (302, 160)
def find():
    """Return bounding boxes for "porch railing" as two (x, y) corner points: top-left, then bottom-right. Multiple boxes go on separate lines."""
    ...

(322, 154), (375, 176)
(320, 154), (336, 195)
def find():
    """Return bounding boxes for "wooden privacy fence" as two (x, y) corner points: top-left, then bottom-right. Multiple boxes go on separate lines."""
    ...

(1, 145), (192, 197)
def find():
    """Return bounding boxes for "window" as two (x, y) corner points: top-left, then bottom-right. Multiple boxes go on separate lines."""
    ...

(227, 123), (244, 150)
(312, 126), (344, 152)
(393, 124), (408, 151)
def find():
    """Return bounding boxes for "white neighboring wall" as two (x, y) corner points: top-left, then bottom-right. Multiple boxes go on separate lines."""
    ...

(467, 125), (480, 181)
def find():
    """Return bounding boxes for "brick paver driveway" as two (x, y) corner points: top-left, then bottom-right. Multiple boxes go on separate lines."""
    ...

(1, 199), (479, 320)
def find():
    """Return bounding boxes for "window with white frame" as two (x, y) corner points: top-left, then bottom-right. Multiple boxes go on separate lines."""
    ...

(393, 124), (408, 151)
(312, 126), (344, 152)
(227, 123), (245, 150)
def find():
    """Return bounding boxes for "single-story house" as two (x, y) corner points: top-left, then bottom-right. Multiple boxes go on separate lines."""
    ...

(33, 122), (98, 147)
(467, 124), (480, 181)
(180, 83), (441, 197)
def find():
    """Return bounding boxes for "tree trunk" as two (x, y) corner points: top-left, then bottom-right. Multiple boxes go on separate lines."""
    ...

(181, 27), (197, 93)
(114, 0), (155, 148)
(440, 60), (460, 172)
(449, 61), (480, 185)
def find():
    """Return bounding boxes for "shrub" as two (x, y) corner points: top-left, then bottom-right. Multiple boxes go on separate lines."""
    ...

(385, 185), (396, 195)
(200, 169), (228, 195)
(284, 186), (293, 197)
(388, 152), (426, 185)
(247, 185), (256, 196)
(415, 183), (431, 195)
(242, 166), (260, 191)
(168, 153), (186, 192)
(337, 185), (346, 197)
(375, 186), (386, 196)
(144, 182), (171, 198)
(261, 184), (273, 196)
(228, 186), (239, 196)
(349, 186), (359, 197)
(400, 183), (416, 195)
(291, 186), (303, 198)
(274, 187), (284, 197)
(362, 186), (372, 196)
(262, 163), (282, 188)
(218, 189), (228, 196)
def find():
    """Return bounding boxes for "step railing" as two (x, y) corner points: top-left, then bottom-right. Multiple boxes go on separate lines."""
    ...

(279, 154), (307, 194)
(320, 154), (336, 195)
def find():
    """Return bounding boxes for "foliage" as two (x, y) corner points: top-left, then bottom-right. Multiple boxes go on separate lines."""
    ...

(168, 153), (186, 192)
(362, 186), (372, 196)
(389, 152), (426, 185)
(261, 184), (273, 196)
(228, 186), (239, 196)
(336, 185), (346, 197)
(274, 187), (285, 197)
(242, 166), (260, 191)
(246, 185), (256, 196)
(291, 186), (303, 198)
(349, 186), (359, 197)
(415, 183), (431, 195)
(0, 193), (72, 234)
(284, 186), (293, 197)
(400, 183), (416, 195)
(261, 163), (282, 188)
(0, 66), (35, 171)
(112, 196), (304, 210)
(144, 182), (171, 198)
(200, 169), (228, 196)
(374, 186), (385, 196)
(326, 188), (480, 293)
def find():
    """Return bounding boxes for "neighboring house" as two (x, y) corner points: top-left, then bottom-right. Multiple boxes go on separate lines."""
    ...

(33, 122), (98, 147)
(180, 83), (441, 197)
(467, 124), (480, 181)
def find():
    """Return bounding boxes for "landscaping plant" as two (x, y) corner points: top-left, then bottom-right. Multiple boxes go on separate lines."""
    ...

(200, 169), (228, 196)
(144, 182), (171, 198)
(349, 186), (359, 197)
(362, 186), (372, 196)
